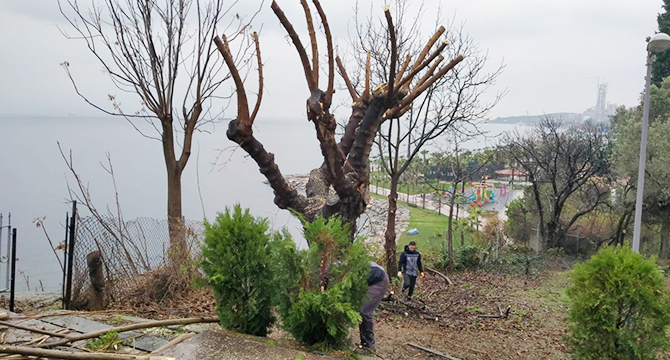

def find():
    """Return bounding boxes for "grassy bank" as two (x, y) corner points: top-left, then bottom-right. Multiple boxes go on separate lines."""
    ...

(371, 193), (472, 256)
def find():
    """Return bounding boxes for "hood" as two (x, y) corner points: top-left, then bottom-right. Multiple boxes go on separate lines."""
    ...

(404, 245), (409, 252)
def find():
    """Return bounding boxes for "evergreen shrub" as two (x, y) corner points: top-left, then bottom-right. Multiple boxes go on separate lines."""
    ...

(567, 245), (670, 360)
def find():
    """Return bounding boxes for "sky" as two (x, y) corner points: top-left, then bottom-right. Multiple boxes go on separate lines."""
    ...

(0, 0), (664, 120)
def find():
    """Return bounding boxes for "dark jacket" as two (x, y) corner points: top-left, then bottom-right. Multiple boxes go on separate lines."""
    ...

(367, 262), (387, 286)
(398, 246), (423, 276)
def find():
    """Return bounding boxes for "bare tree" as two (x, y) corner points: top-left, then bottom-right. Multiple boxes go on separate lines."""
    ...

(502, 118), (610, 248)
(58, 0), (251, 264)
(373, 20), (503, 275)
(215, 0), (464, 250)
(421, 133), (489, 271)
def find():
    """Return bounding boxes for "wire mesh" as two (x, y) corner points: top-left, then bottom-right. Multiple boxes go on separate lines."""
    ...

(70, 216), (204, 307)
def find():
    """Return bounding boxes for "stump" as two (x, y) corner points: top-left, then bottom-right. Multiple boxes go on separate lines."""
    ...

(86, 251), (108, 310)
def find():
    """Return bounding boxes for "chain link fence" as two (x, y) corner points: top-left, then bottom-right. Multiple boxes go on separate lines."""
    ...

(70, 216), (204, 308)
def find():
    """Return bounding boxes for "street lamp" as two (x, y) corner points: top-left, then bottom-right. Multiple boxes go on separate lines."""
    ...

(632, 33), (670, 252)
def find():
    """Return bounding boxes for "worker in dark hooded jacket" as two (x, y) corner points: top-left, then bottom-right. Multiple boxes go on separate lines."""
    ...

(358, 261), (389, 352)
(398, 241), (424, 301)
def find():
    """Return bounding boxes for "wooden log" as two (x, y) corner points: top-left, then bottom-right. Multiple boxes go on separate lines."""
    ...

(0, 345), (175, 359)
(426, 267), (452, 285)
(39, 317), (218, 348)
(407, 343), (461, 360)
(150, 332), (195, 354)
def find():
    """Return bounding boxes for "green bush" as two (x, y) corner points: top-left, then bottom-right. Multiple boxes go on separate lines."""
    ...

(201, 205), (275, 336)
(268, 229), (303, 321)
(275, 217), (370, 348)
(567, 245), (670, 360)
(457, 245), (483, 269)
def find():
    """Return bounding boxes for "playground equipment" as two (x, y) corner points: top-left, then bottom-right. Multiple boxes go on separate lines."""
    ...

(466, 183), (496, 207)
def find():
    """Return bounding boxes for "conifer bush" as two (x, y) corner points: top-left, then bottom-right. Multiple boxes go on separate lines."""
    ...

(201, 205), (274, 336)
(567, 245), (670, 360)
(272, 217), (370, 348)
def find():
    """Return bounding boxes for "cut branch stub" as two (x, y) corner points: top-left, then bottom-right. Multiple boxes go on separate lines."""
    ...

(396, 40), (448, 92)
(311, 0), (334, 106)
(412, 26), (446, 71)
(300, 0), (319, 84)
(384, 8), (397, 102)
(271, 0), (317, 92)
(362, 51), (371, 103)
(336, 56), (359, 102)
(391, 54), (465, 118)
(250, 32), (263, 123)
(214, 35), (250, 131)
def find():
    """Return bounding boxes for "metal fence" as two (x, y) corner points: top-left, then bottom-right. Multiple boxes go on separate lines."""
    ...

(67, 213), (204, 308)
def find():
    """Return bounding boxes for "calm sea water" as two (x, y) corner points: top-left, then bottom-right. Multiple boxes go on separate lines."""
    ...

(0, 116), (523, 291)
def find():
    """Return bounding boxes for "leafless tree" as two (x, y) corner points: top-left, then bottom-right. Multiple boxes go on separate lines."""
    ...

(58, 0), (252, 264)
(371, 16), (503, 274)
(215, 0), (464, 251)
(502, 118), (610, 248)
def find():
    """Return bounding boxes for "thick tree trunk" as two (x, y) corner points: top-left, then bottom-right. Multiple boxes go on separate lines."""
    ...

(166, 165), (186, 265)
(546, 220), (560, 249)
(660, 222), (670, 259)
(384, 177), (400, 276)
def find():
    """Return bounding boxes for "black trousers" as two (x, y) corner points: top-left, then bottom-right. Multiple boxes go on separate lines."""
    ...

(402, 274), (417, 298)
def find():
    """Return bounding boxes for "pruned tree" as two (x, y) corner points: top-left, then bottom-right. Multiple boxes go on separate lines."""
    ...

(58, 0), (251, 264)
(215, 1), (465, 250)
(502, 118), (610, 248)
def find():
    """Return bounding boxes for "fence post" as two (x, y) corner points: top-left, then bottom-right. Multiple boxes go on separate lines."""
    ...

(9, 229), (16, 312)
(5, 213), (10, 292)
(61, 213), (69, 309)
(64, 201), (77, 310)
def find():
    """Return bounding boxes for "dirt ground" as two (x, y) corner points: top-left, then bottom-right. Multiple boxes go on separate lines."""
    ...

(367, 269), (572, 360)
(12, 256), (657, 360)
(102, 265), (575, 360)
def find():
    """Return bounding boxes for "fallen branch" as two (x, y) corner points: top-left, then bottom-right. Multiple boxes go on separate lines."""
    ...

(407, 343), (461, 360)
(0, 320), (69, 338)
(426, 267), (452, 285)
(150, 332), (195, 354)
(477, 305), (511, 319)
(0, 345), (175, 360)
(39, 317), (218, 348)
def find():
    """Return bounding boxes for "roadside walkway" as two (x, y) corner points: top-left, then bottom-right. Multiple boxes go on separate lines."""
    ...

(370, 186), (470, 219)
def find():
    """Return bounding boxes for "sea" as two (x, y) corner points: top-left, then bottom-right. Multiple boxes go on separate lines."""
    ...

(0, 115), (524, 292)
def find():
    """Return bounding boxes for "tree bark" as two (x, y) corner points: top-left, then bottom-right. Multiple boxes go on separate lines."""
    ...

(384, 176), (400, 276)
(166, 164), (186, 265)
(660, 222), (670, 259)
(447, 184), (456, 272)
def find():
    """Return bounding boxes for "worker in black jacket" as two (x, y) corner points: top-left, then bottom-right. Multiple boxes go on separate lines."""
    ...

(359, 261), (389, 352)
(398, 241), (424, 301)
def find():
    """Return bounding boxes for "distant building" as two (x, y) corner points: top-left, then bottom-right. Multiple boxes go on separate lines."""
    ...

(493, 168), (528, 182)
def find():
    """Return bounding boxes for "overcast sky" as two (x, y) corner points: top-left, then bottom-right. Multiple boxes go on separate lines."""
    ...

(0, 0), (663, 119)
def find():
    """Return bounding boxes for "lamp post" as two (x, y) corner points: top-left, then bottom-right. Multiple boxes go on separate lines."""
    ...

(632, 33), (670, 252)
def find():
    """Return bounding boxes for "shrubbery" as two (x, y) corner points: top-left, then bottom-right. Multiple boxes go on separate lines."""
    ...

(456, 244), (483, 269)
(203, 209), (370, 348)
(201, 205), (275, 336)
(567, 245), (670, 360)
(278, 217), (370, 348)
